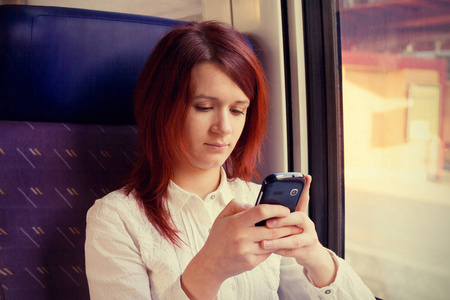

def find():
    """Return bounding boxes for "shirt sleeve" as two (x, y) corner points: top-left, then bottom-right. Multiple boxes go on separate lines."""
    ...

(85, 200), (191, 300)
(278, 251), (375, 299)
(85, 200), (152, 299)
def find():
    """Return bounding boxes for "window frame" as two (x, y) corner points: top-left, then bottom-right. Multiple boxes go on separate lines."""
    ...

(297, 0), (345, 257)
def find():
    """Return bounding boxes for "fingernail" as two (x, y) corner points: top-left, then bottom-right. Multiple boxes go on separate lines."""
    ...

(242, 204), (253, 209)
(263, 240), (273, 249)
(266, 218), (277, 227)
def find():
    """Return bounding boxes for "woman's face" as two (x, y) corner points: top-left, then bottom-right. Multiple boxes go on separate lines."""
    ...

(180, 62), (250, 172)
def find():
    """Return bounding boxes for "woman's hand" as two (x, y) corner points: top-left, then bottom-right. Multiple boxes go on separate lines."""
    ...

(260, 175), (338, 288)
(181, 199), (301, 299)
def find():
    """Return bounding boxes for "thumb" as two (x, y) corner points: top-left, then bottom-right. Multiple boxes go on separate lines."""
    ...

(217, 199), (251, 219)
(296, 175), (312, 213)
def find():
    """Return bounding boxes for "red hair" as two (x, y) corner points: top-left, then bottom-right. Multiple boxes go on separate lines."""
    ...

(125, 21), (268, 246)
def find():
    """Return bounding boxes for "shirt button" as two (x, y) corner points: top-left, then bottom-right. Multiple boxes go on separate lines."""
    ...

(210, 194), (215, 199)
(325, 289), (332, 294)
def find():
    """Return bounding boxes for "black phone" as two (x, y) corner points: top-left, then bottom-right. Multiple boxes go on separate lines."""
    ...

(254, 172), (306, 226)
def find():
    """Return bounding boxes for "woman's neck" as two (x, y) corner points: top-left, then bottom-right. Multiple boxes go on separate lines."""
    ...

(172, 166), (222, 200)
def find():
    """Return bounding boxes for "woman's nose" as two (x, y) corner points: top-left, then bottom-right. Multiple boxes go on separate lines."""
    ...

(211, 111), (232, 135)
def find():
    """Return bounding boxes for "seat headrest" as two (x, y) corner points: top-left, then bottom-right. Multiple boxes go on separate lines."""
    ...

(0, 5), (184, 124)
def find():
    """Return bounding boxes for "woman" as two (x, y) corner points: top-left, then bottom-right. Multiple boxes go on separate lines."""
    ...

(85, 21), (374, 299)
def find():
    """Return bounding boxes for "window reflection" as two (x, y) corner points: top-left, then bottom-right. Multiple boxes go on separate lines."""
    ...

(339, 1), (450, 299)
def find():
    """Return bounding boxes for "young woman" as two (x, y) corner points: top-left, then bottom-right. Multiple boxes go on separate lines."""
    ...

(85, 21), (374, 299)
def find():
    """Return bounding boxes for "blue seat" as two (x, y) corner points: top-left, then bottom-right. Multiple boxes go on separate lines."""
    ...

(0, 5), (183, 299)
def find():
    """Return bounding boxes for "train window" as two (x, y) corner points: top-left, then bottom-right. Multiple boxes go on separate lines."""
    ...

(339, 1), (450, 299)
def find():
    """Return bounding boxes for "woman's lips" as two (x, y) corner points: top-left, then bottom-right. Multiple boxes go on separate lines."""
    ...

(205, 143), (229, 151)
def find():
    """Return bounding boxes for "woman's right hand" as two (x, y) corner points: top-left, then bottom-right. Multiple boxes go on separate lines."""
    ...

(180, 199), (301, 300)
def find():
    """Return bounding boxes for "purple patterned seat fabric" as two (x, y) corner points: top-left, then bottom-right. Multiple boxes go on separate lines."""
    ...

(0, 121), (138, 299)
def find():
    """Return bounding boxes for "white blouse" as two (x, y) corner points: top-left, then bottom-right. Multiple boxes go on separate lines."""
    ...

(85, 169), (374, 299)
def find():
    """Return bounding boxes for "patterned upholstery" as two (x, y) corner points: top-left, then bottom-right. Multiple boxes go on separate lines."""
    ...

(0, 5), (183, 300)
(0, 121), (138, 299)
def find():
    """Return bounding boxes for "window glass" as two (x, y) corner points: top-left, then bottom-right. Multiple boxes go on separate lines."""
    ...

(339, 1), (450, 299)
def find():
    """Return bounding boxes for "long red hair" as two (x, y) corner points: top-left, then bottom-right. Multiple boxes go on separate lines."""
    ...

(125, 21), (269, 246)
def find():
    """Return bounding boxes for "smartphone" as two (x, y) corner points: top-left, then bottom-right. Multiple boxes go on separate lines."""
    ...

(254, 172), (306, 226)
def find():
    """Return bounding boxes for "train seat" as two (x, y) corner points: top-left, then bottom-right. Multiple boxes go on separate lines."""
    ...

(0, 5), (182, 299)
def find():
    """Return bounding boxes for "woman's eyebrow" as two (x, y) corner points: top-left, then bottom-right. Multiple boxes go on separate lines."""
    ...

(192, 94), (218, 100)
(192, 94), (250, 105)
(235, 100), (250, 105)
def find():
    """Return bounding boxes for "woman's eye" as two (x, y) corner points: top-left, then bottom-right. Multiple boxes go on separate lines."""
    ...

(231, 109), (245, 115)
(195, 106), (212, 112)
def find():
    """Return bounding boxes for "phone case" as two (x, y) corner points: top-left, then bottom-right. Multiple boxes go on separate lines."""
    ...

(255, 172), (305, 226)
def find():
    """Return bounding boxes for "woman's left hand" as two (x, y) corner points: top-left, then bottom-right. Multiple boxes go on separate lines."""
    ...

(260, 175), (337, 287)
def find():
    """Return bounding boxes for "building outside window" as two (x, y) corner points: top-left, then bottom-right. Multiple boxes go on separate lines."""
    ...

(339, 1), (450, 299)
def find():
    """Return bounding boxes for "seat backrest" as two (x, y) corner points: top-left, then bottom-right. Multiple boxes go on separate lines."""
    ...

(0, 5), (183, 299)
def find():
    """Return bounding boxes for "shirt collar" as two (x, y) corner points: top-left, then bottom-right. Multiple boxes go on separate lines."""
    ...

(167, 167), (234, 214)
